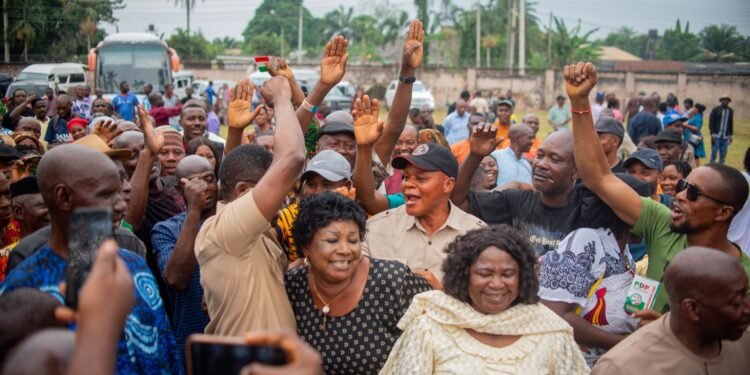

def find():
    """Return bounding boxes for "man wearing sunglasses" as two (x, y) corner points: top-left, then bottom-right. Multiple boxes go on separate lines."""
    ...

(564, 61), (750, 314)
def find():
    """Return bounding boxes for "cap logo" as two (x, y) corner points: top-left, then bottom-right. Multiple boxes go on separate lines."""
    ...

(412, 144), (430, 156)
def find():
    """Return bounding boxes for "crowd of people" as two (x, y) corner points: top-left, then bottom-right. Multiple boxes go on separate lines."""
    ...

(0, 18), (748, 375)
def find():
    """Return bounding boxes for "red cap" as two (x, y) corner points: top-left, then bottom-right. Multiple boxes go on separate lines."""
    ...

(67, 118), (88, 132)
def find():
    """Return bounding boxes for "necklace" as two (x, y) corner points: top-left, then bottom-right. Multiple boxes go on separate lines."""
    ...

(309, 272), (354, 332)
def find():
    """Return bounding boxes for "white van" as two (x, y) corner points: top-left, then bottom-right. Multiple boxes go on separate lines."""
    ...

(172, 71), (194, 99)
(16, 63), (87, 93)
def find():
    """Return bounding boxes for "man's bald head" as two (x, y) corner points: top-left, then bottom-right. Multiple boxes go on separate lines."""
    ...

(542, 130), (574, 158)
(55, 94), (71, 106)
(522, 113), (540, 134)
(509, 124), (533, 140)
(37, 145), (118, 212)
(1, 329), (75, 374)
(113, 131), (144, 150)
(665, 247), (750, 342)
(176, 155), (214, 181)
(665, 247), (744, 304)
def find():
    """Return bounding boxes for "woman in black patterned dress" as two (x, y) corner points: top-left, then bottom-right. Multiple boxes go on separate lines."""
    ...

(285, 192), (431, 374)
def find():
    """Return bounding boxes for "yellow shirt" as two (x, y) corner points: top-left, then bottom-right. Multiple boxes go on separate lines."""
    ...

(362, 202), (485, 281)
(195, 191), (296, 335)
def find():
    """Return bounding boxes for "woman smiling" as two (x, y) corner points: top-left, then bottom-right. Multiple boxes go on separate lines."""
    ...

(380, 225), (588, 374)
(285, 192), (432, 374)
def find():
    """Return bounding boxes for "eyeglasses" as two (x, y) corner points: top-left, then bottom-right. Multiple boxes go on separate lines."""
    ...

(676, 179), (733, 206)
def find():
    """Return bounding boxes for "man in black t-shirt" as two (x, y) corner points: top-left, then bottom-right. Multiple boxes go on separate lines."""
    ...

(452, 124), (604, 256)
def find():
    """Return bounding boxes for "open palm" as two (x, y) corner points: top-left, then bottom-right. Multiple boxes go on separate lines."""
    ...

(352, 95), (383, 146)
(320, 36), (349, 86)
(228, 79), (262, 130)
(402, 20), (425, 70)
(137, 105), (164, 155)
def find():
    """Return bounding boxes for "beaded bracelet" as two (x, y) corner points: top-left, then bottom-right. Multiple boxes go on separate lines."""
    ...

(570, 108), (592, 115)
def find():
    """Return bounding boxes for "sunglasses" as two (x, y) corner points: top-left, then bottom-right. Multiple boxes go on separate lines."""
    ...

(676, 179), (733, 206)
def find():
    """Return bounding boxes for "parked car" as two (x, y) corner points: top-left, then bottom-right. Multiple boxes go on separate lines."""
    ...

(5, 80), (55, 98)
(384, 80), (435, 110)
(0, 73), (12, 97)
(322, 81), (355, 112)
(172, 71), (194, 99)
(16, 63), (86, 93)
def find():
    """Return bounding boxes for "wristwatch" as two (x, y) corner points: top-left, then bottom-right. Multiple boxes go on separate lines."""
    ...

(399, 76), (416, 84)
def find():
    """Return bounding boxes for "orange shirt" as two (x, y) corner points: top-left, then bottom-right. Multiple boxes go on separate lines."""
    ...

(523, 137), (542, 160)
(451, 134), (511, 164)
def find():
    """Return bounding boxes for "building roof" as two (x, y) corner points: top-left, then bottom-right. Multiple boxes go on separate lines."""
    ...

(612, 60), (686, 73)
(600, 46), (642, 61)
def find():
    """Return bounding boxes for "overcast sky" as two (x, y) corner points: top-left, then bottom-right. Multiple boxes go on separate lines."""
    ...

(104, 0), (750, 41)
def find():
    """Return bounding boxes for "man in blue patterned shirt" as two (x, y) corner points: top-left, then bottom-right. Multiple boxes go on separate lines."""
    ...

(0, 145), (180, 374)
(152, 155), (217, 367)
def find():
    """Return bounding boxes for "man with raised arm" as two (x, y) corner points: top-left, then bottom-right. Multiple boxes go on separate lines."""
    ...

(195, 76), (306, 335)
(564, 61), (750, 314)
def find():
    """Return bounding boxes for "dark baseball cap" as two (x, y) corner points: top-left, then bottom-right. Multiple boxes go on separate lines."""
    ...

(392, 143), (459, 179)
(497, 99), (514, 109)
(0, 144), (20, 161)
(614, 173), (651, 197)
(595, 117), (624, 139)
(654, 129), (683, 145)
(317, 121), (354, 140)
(623, 148), (663, 171)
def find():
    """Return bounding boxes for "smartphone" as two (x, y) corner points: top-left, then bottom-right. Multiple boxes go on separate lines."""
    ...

(187, 334), (288, 375)
(64, 207), (113, 309)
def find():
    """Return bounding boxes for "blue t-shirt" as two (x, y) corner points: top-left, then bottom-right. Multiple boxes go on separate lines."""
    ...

(204, 86), (216, 106)
(112, 93), (140, 121)
(1, 245), (181, 375)
(152, 212), (209, 367)
(44, 115), (74, 144)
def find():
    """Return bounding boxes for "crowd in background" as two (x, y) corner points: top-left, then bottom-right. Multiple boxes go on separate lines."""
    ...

(0, 18), (748, 375)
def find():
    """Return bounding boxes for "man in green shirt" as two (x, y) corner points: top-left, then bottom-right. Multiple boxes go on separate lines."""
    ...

(563, 61), (750, 313)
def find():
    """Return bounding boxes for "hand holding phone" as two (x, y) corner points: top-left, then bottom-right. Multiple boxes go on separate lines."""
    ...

(64, 207), (113, 309)
(187, 334), (289, 375)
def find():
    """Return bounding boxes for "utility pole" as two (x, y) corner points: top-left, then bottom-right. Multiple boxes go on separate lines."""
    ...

(519, 0), (526, 76)
(507, 0), (516, 74)
(3, 0), (9, 63)
(475, 2), (480, 68)
(547, 13), (553, 68)
(186, 0), (192, 58)
(297, 5), (303, 64)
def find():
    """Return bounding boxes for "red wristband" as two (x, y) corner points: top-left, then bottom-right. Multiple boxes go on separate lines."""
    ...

(570, 107), (592, 115)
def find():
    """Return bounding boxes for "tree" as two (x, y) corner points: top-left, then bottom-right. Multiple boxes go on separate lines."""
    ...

(656, 19), (700, 61)
(379, 10), (409, 47)
(602, 27), (648, 58)
(244, 33), (286, 57)
(167, 28), (216, 61)
(10, 0), (44, 62)
(322, 6), (354, 40)
(242, 0), (322, 58)
(414, 0), (430, 63)
(698, 24), (745, 62)
(548, 17), (601, 68)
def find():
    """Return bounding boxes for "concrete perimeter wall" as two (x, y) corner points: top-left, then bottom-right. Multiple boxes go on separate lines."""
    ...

(4, 62), (748, 117)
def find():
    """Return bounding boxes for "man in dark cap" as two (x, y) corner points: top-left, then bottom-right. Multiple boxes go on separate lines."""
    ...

(596, 117), (626, 173)
(363, 142), (485, 287)
(9, 176), (48, 243)
(317, 121), (356, 167)
(654, 129), (695, 168)
(708, 96), (733, 164)
(0, 144), (20, 180)
(624, 148), (664, 204)
(592, 247), (750, 374)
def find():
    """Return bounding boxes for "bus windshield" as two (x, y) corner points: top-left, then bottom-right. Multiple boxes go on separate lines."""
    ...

(97, 44), (170, 94)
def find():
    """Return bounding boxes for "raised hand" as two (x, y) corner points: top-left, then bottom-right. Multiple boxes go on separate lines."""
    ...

(469, 122), (501, 157)
(352, 95), (384, 147)
(182, 177), (209, 211)
(319, 35), (349, 87)
(563, 62), (598, 101)
(265, 57), (295, 81)
(402, 20), (425, 71)
(137, 105), (164, 155)
(94, 118), (124, 144)
(259, 76), (292, 106)
(228, 79), (263, 130)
